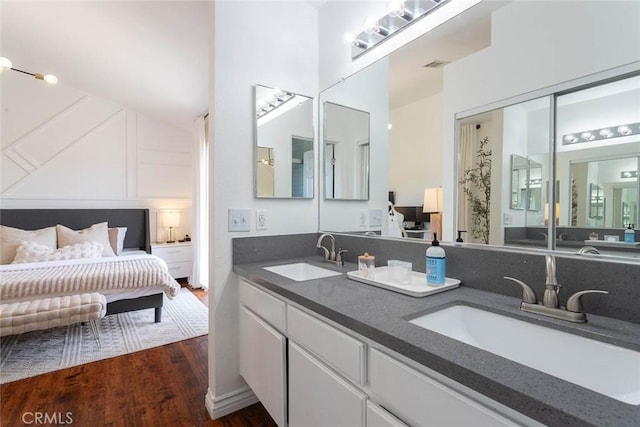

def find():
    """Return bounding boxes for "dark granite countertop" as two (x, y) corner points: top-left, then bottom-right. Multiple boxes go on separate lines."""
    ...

(234, 256), (640, 427)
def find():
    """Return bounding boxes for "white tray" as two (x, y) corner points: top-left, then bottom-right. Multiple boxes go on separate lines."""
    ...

(347, 266), (460, 297)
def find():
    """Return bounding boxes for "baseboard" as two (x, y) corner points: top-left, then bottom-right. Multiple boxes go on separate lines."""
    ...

(205, 386), (258, 420)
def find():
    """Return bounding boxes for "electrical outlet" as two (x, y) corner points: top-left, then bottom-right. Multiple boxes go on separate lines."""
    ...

(256, 209), (267, 230)
(228, 209), (251, 232)
(359, 210), (368, 226)
(369, 209), (383, 227)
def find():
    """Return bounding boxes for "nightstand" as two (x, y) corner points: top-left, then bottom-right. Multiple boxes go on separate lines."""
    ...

(151, 242), (193, 280)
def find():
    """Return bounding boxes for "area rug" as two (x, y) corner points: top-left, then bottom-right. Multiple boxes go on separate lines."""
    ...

(0, 288), (208, 383)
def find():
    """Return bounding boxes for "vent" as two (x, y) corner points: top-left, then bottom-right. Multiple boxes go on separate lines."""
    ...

(423, 60), (450, 68)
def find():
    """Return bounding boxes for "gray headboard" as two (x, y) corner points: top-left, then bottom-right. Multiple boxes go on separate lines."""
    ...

(0, 209), (151, 253)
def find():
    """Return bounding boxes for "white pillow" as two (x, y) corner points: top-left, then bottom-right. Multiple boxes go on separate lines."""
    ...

(12, 240), (104, 264)
(108, 227), (128, 255)
(56, 222), (115, 257)
(0, 225), (57, 265)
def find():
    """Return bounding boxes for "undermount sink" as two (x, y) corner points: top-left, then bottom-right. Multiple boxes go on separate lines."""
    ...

(263, 262), (343, 282)
(409, 305), (640, 405)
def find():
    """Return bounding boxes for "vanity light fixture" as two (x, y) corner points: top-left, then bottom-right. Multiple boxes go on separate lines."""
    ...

(0, 56), (58, 85)
(346, 0), (454, 60)
(620, 170), (638, 179)
(562, 121), (640, 145)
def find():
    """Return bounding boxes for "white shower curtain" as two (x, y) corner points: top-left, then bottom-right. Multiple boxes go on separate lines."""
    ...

(458, 124), (476, 239)
(191, 115), (209, 289)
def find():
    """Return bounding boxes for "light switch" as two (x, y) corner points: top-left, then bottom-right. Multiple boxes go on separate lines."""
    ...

(369, 209), (383, 227)
(229, 209), (251, 232)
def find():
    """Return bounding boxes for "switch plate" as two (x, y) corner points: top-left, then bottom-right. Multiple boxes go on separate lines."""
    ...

(228, 209), (251, 232)
(369, 209), (383, 227)
(359, 210), (368, 226)
(256, 209), (267, 230)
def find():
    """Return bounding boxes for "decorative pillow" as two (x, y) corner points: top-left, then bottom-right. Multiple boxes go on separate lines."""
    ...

(12, 240), (104, 264)
(0, 225), (57, 265)
(56, 222), (115, 257)
(108, 227), (128, 256)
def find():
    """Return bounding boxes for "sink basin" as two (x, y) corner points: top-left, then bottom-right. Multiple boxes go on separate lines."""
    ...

(409, 305), (640, 405)
(263, 262), (343, 281)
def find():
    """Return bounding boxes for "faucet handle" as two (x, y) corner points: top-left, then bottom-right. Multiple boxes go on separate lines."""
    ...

(336, 249), (348, 264)
(504, 276), (538, 304)
(566, 290), (609, 313)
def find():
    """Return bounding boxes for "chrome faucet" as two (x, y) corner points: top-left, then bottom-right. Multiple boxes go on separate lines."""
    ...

(577, 245), (600, 255)
(504, 255), (608, 323)
(316, 233), (348, 266)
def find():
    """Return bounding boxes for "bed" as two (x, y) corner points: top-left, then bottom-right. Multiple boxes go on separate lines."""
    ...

(0, 208), (179, 322)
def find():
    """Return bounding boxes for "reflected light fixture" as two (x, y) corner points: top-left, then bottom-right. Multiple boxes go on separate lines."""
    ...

(160, 210), (181, 244)
(256, 89), (295, 119)
(562, 121), (640, 145)
(0, 56), (58, 85)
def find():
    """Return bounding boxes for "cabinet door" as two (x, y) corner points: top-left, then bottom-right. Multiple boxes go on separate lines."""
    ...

(366, 402), (408, 427)
(289, 341), (366, 427)
(239, 306), (286, 427)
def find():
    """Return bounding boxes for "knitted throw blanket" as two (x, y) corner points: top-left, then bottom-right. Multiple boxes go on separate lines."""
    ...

(0, 255), (180, 302)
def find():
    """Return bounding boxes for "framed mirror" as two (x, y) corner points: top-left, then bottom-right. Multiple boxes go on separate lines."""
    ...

(323, 101), (370, 200)
(254, 84), (314, 198)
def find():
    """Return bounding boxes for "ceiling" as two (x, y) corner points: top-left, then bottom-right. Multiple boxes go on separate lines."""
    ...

(1, 1), (210, 131)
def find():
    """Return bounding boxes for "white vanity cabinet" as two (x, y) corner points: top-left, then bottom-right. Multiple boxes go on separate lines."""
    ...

(239, 280), (287, 427)
(289, 341), (367, 427)
(238, 278), (532, 427)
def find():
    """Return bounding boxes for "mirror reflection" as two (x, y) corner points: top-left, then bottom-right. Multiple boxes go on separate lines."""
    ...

(254, 84), (314, 198)
(323, 102), (370, 200)
(458, 73), (640, 257)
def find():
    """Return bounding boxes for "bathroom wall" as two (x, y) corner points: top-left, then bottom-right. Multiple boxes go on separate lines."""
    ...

(443, 0), (640, 241)
(208, 0), (319, 418)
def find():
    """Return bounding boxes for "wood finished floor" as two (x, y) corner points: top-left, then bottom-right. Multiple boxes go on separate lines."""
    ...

(0, 286), (277, 427)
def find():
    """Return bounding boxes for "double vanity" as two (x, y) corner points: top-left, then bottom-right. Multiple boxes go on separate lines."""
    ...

(234, 234), (640, 427)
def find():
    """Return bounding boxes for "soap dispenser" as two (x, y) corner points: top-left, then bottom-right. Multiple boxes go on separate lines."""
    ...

(625, 224), (636, 243)
(426, 233), (446, 285)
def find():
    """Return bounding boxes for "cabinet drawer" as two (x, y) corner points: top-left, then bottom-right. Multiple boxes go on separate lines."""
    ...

(166, 261), (191, 279)
(369, 348), (516, 427)
(153, 245), (193, 263)
(239, 280), (286, 333)
(287, 305), (366, 386)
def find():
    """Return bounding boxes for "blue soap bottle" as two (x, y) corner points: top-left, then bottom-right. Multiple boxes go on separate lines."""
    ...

(625, 224), (635, 243)
(426, 233), (446, 285)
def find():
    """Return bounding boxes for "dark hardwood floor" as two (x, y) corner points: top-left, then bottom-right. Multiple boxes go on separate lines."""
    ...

(0, 286), (277, 427)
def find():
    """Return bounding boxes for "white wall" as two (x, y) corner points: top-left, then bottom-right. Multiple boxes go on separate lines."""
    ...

(208, 0), (318, 418)
(443, 0), (640, 241)
(0, 71), (194, 242)
(389, 93), (443, 206)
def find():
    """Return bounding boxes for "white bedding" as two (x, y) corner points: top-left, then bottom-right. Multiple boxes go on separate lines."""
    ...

(0, 254), (180, 303)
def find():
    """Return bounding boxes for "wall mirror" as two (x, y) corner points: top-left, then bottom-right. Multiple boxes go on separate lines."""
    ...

(510, 154), (542, 211)
(318, 1), (500, 234)
(323, 102), (370, 200)
(457, 73), (640, 258)
(254, 84), (314, 198)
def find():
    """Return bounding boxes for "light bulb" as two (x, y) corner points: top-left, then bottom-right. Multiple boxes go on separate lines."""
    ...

(44, 74), (58, 85)
(388, 0), (405, 17)
(564, 134), (578, 143)
(364, 18), (377, 34)
(344, 33), (356, 43)
(387, 123), (393, 130)
(617, 125), (631, 135)
(599, 128), (614, 138)
(0, 57), (12, 71)
(580, 132), (594, 141)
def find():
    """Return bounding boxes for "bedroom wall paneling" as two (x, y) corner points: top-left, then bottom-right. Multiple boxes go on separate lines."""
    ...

(1, 71), (194, 203)
(207, 0), (319, 420)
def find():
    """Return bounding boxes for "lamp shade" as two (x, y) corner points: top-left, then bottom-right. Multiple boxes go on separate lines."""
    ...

(423, 187), (443, 213)
(161, 210), (181, 228)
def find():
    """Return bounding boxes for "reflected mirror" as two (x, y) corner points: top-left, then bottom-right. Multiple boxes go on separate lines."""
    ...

(323, 102), (370, 200)
(255, 84), (314, 198)
(510, 154), (542, 211)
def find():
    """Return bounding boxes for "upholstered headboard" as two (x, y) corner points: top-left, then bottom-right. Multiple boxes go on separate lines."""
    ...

(0, 209), (151, 253)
